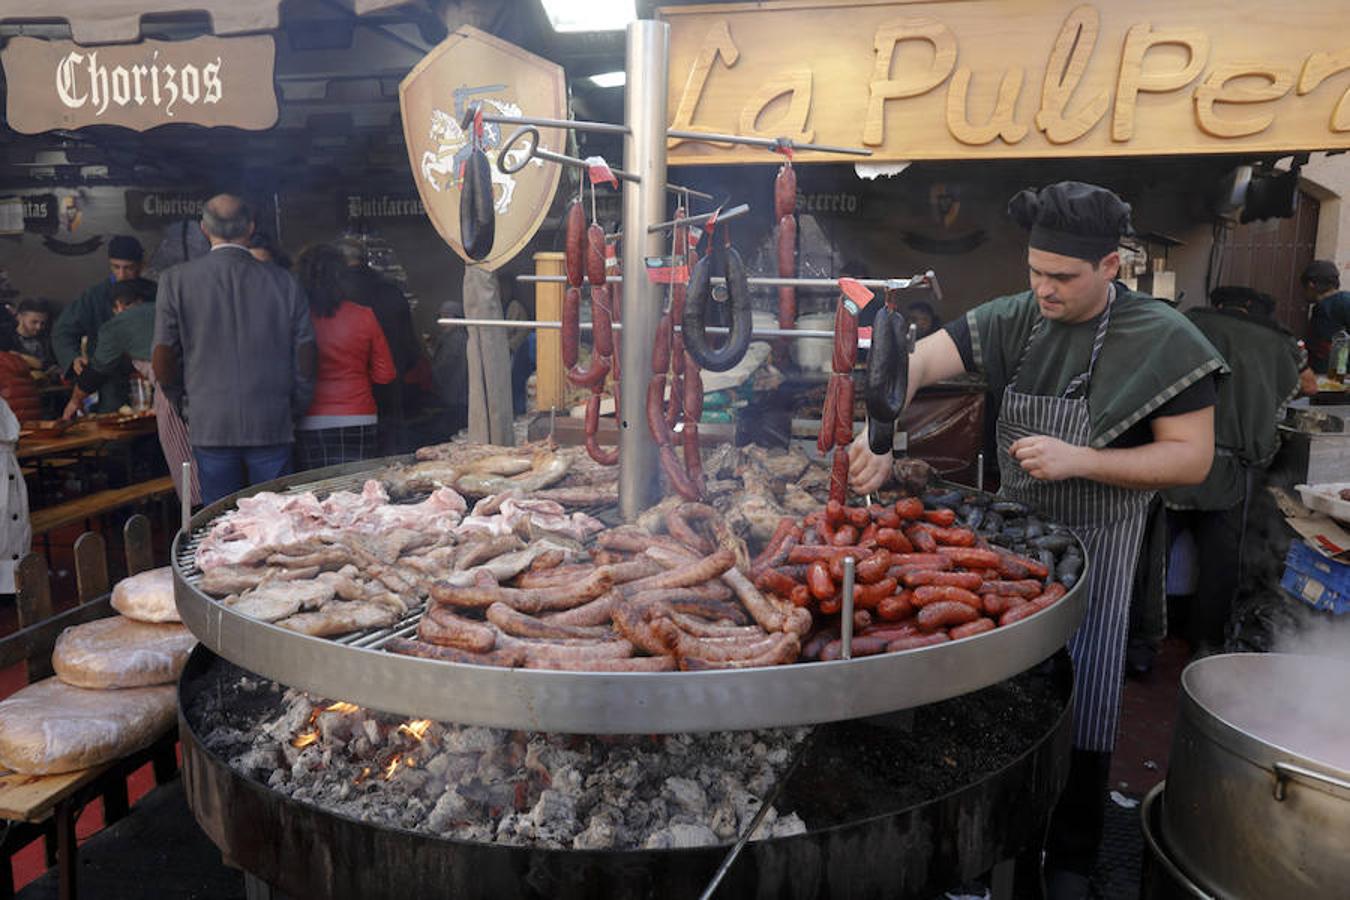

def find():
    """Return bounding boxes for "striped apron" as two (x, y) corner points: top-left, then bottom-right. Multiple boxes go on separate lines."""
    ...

(995, 292), (1152, 752)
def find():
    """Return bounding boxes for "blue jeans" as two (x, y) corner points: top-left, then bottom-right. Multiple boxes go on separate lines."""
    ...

(193, 444), (294, 506)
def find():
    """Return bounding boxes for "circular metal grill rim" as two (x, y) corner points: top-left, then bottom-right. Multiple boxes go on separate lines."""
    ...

(172, 457), (1088, 733)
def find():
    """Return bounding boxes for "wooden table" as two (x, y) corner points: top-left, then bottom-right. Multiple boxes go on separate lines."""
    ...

(17, 418), (157, 461)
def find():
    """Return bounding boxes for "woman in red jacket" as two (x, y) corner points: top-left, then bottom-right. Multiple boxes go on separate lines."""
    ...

(295, 244), (396, 471)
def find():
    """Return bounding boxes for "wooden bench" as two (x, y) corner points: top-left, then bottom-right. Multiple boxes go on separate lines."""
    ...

(30, 475), (176, 538)
(0, 517), (179, 900)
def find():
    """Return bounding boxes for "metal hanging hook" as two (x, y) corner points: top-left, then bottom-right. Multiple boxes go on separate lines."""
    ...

(498, 126), (714, 200)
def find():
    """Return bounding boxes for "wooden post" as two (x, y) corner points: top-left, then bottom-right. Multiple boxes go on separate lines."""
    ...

(533, 251), (566, 413)
(14, 554), (53, 683)
(72, 532), (108, 605)
(123, 514), (154, 575)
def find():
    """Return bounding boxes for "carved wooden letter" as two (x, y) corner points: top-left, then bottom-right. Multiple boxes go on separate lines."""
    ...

(1113, 24), (1210, 141)
(668, 19), (740, 148)
(947, 67), (1028, 145)
(864, 17), (957, 147)
(1299, 49), (1350, 132)
(1036, 4), (1109, 144)
(739, 68), (815, 143)
(1193, 64), (1293, 138)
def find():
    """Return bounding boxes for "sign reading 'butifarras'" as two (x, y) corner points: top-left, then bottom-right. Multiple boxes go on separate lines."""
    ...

(1, 34), (278, 134)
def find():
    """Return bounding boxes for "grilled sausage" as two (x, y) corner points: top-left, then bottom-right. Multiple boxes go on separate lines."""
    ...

(912, 585), (983, 610)
(901, 570), (984, 590)
(886, 632), (950, 651)
(949, 618), (996, 640)
(386, 637), (523, 667)
(916, 600), (979, 629)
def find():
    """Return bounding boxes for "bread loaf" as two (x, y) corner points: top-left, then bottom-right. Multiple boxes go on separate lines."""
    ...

(110, 567), (179, 623)
(0, 678), (175, 774)
(53, 616), (196, 689)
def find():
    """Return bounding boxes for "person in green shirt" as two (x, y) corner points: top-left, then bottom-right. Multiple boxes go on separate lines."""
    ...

(51, 235), (156, 412)
(850, 181), (1225, 900)
(1163, 286), (1302, 653)
(61, 280), (155, 419)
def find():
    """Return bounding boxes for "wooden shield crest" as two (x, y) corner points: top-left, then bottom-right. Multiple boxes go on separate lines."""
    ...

(400, 27), (565, 271)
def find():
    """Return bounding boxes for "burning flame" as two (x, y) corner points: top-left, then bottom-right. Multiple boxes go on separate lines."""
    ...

(355, 767), (372, 785)
(291, 732), (319, 749)
(398, 719), (432, 742)
(384, 755), (401, 780)
(325, 701), (360, 714)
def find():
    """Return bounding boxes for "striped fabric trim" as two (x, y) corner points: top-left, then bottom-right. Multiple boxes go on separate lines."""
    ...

(966, 309), (984, 372)
(1091, 359), (1225, 448)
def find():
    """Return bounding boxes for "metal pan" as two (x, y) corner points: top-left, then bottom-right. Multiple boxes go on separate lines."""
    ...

(172, 459), (1087, 734)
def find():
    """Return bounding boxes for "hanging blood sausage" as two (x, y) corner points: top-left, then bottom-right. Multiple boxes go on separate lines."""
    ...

(459, 146), (495, 260)
(865, 286), (911, 455)
(683, 227), (752, 373)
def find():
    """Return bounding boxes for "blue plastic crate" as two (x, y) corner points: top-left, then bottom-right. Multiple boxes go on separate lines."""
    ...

(1281, 541), (1350, 615)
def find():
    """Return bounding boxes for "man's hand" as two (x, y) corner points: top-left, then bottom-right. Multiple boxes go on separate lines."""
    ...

(847, 431), (892, 494)
(72, 355), (88, 376)
(1008, 435), (1088, 481)
(61, 398), (80, 421)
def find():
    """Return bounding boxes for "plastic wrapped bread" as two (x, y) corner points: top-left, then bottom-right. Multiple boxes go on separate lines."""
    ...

(110, 567), (179, 623)
(52, 616), (196, 689)
(0, 678), (176, 774)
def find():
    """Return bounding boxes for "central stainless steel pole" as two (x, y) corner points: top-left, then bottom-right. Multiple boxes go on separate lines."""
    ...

(619, 20), (669, 521)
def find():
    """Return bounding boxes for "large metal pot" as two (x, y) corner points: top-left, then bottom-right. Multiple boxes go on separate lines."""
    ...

(1162, 653), (1350, 899)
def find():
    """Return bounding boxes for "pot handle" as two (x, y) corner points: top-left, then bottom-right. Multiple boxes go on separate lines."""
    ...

(1272, 761), (1350, 802)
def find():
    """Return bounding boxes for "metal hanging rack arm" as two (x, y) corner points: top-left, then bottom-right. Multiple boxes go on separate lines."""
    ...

(647, 203), (750, 234)
(516, 271), (939, 291)
(459, 102), (630, 136)
(498, 126), (714, 200)
(665, 129), (873, 156)
(436, 318), (876, 347)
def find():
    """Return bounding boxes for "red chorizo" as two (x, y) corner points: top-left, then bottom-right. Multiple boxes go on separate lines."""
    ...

(818, 596), (842, 615)
(1033, 582), (1069, 608)
(894, 497), (924, 521)
(832, 297), (859, 373)
(829, 448), (850, 506)
(565, 351), (610, 389)
(875, 509), (902, 530)
(586, 222), (605, 286)
(835, 376), (855, 446)
(876, 528), (915, 554)
(789, 584), (812, 608)
(982, 594), (1026, 617)
(924, 526), (977, 547)
(756, 569), (800, 597)
(844, 505), (870, 529)
(905, 526), (939, 554)
(562, 286), (580, 369)
(860, 622), (919, 641)
(564, 201), (585, 288)
(774, 161), (797, 219)
(683, 360), (704, 422)
(886, 632), (950, 651)
(950, 618), (996, 640)
(938, 547), (1003, 570)
(912, 585), (982, 610)
(999, 604), (1042, 627)
(856, 550), (893, 583)
(787, 545), (866, 564)
(819, 635), (890, 661)
(917, 600), (979, 630)
(923, 508), (957, 527)
(995, 554), (1031, 580)
(877, 592), (915, 621)
(979, 579), (1043, 599)
(830, 524), (859, 547)
(586, 394), (619, 466)
(751, 518), (796, 571)
(651, 312), (673, 375)
(807, 561), (835, 601)
(852, 577), (898, 610)
(1007, 552), (1051, 580)
(887, 553), (952, 569)
(818, 376), (838, 454)
(591, 284), (614, 357)
(901, 570), (984, 590)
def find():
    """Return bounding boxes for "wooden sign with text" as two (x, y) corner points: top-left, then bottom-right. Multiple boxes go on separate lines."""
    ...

(2, 35), (277, 134)
(659, 0), (1350, 164)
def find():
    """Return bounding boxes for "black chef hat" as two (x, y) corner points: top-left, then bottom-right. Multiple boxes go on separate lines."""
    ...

(1007, 181), (1133, 262)
(1302, 259), (1340, 289)
(107, 235), (144, 262)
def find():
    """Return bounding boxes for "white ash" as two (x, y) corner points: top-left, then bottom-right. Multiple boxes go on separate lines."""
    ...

(200, 677), (808, 850)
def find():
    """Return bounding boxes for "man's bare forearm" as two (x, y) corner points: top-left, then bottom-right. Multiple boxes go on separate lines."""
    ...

(1073, 440), (1211, 490)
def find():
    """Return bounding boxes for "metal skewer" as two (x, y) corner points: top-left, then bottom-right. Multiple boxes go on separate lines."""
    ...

(459, 104), (630, 136)
(841, 557), (856, 660)
(180, 462), (192, 532)
(516, 272), (938, 290)
(667, 129), (873, 156)
(498, 126), (714, 199)
(437, 317), (878, 347)
(647, 203), (749, 233)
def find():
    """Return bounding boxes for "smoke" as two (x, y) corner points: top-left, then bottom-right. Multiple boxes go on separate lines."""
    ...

(1269, 604), (1350, 659)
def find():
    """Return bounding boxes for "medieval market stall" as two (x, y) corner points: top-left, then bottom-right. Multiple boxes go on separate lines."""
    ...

(0, 2), (1348, 899)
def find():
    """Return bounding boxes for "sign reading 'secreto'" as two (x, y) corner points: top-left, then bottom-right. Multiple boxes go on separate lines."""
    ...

(2, 34), (278, 133)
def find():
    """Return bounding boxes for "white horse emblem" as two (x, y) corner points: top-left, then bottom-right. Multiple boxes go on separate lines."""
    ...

(420, 98), (539, 215)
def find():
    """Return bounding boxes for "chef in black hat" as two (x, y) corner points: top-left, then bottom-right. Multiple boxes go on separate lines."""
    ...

(851, 181), (1226, 899)
(52, 234), (158, 412)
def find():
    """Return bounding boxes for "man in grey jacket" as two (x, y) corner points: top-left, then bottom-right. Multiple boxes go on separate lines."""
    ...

(153, 195), (316, 505)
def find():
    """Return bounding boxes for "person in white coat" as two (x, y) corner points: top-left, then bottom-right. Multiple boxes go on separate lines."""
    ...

(0, 397), (30, 594)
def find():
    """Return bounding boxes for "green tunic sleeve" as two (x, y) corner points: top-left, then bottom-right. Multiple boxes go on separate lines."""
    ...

(965, 287), (1226, 448)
